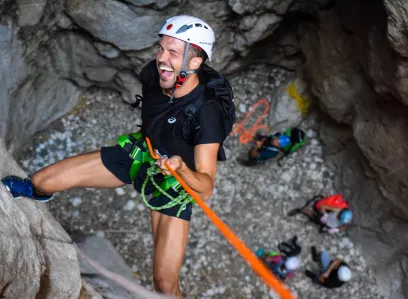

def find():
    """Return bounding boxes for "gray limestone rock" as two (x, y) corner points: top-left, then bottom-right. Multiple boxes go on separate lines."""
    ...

(114, 69), (142, 104)
(94, 41), (120, 59)
(300, 9), (363, 124)
(383, 0), (408, 59)
(76, 235), (137, 299)
(56, 12), (73, 29)
(7, 74), (81, 155)
(65, 0), (163, 51)
(0, 18), (13, 139)
(353, 111), (408, 219)
(228, 0), (297, 15)
(0, 137), (81, 298)
(17, 0), (47, 26)
(268, 78), (306, 132)
(80, 280), (104, 299)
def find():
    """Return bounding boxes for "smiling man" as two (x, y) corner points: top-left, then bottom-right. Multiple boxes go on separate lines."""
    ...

(2, 15), (235, 298)
(134, 16), (235, 296)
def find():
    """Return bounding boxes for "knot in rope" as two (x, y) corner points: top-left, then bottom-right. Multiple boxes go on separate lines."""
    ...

(141, 165), (193, 217)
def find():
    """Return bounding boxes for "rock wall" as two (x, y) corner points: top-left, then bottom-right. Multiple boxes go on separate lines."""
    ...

(0, 137), (81, 298)
(298, 0), (408, 297)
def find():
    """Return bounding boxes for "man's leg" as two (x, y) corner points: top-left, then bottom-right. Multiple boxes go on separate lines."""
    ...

(151, 210), (189, 297)
(301, 208), (316, 219)
(320, 250), (332, 271)
(32, 150), (126, 194)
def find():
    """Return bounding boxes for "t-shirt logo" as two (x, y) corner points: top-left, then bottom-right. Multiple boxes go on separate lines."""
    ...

(168, 117), (176, 124)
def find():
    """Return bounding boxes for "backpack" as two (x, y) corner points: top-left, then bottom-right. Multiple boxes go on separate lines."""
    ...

(277, 127), (306, 166)
(180, 64), (235, 161)
(315, 194), (349, 211)
(131, 60), (235, 161)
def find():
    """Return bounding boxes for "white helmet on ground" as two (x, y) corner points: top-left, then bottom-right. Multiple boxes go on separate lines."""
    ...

(338, 266), (352, 282)
(284, 257), (301, 271)
(158, 15), (215, 61)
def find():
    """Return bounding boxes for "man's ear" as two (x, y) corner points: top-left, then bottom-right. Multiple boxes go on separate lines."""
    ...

(189, 57), (203, 70)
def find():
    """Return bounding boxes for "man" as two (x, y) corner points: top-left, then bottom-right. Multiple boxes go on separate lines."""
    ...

(297, 194), (353, 234)
(2, 15), (233, 297)
(256, 249), (301, 282)
(238, 133), (291, 166)
(305, 246), (352, 288)
(268, 255), (301, 282)
(255, 236), (301, 282)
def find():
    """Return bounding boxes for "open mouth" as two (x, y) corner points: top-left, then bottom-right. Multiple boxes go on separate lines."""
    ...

(159, 65), (174, 79)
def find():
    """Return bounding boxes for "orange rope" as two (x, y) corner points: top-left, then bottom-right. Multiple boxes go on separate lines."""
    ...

(230, 99), (270, 144)
(145, 137), (296, 299)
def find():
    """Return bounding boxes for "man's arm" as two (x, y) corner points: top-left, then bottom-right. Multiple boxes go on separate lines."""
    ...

(319, 259), (341, 282)
(155, 143), (219, 201)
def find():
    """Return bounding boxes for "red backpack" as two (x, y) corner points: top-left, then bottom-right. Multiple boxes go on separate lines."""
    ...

(315, 194), (349, 211)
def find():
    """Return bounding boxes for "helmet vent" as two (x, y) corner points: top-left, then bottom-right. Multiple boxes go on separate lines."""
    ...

(176, 24), (193, 34)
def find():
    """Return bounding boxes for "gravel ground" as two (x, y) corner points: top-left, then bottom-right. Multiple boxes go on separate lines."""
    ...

(20, 65), (384, 299)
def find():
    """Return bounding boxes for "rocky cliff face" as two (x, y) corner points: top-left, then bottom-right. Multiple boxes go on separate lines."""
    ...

(0, 137), (81, 298)
(298, 0), (408, 296)
(2, 0), (408, 298)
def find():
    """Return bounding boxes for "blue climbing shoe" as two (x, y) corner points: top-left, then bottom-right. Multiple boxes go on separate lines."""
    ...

(1, 175), (54, 202)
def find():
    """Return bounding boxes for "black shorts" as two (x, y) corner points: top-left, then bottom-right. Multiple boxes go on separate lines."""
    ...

(101, 145), (193, 221)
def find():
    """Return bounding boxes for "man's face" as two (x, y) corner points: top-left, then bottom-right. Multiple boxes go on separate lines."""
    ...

(156, 35), (186, 89)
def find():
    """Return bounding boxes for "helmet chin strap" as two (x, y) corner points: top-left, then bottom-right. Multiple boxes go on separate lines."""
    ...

(168, 42), (198, 103)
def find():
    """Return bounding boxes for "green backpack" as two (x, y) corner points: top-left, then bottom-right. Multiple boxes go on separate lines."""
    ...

(278, 127), (306, 166)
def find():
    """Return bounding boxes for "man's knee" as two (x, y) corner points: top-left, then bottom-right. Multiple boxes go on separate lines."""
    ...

(153, 273), (178, 294)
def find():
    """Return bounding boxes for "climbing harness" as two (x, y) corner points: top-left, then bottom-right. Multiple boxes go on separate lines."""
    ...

(145, 137), (296, 299)
(116, 132), (155, 181)
(230, 99), (270, 144)
(117, 132), (194, 217)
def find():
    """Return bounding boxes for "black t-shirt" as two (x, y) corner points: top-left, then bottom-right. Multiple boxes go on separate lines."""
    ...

(322, 262), (348, 289)
(140, 61), (227, 171)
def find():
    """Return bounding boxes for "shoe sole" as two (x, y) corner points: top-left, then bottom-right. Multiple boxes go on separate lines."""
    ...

(36, 197), (53, 203)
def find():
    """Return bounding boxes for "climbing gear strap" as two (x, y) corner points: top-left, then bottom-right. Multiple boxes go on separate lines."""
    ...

(117, 132), (155, 181)
(141, 166), (193, 217)
(117, 132), (194, 217)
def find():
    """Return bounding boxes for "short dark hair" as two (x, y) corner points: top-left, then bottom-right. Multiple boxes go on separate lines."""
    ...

(188, 45), (207, 63)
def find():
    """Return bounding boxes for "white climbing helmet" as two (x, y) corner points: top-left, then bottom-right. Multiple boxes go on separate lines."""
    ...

(158, 15), (215, 61)
(338, 266), (352, 282)
(284, 256), (301, 271)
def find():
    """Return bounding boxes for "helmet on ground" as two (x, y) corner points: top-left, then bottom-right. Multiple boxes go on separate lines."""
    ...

(339, 209), (353, 225)
(338, 266), (352, 282)
(279, 135), (291, 148)
(158, 15), (215, 61)
(284, 256), (300, 271)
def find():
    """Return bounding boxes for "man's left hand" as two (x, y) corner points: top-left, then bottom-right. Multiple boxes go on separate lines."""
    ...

(155, 155), (184, 176)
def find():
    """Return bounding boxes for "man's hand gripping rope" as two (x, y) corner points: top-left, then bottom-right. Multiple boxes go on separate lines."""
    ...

(145, 137), (297, 299)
